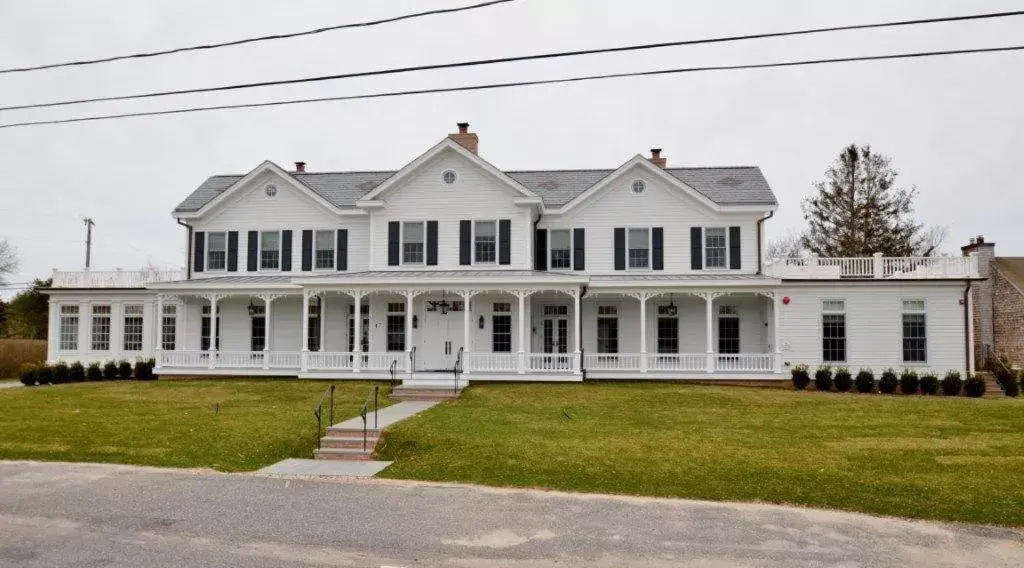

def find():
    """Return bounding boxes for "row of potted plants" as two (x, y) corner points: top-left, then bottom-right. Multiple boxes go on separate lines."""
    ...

(790, 365), (1002, 397)
(20, 359), (157, 386)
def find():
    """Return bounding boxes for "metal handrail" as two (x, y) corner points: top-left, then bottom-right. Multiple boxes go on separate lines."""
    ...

(313, 384), (335, 451)
(360, 384), (380, 452)
(986, 345), (1015, 392)
(389, 359), (397, 386)
(409, 346), (416, 386)
(453, 346), (464, 395)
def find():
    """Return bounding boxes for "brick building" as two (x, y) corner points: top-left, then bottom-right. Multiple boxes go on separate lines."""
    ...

(962, 236), (1024, 367)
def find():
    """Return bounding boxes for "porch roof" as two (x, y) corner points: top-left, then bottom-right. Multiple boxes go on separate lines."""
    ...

(147, 275), (300, 291)
(588, 273), (780, 288)
(292, 270), (589, 286)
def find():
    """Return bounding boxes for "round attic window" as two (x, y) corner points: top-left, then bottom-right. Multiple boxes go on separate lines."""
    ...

(264, 184), (278, 198)
(442, 169), (458, 185)
(631, 179), (646, 194)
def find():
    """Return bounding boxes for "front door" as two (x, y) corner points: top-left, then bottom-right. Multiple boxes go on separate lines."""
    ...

(542, 317), (568, 354)
(348, 306), (369, 363)
(419, 298), (465, 370)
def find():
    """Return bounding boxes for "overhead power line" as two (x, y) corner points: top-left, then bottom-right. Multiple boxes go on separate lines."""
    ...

(0, 0), (516, 74)
(2, 9), (1023, 113)
(2, 45), (1021, 130)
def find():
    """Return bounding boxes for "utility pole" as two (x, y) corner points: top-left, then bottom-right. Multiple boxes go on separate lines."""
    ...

(82, 217), (95, 268)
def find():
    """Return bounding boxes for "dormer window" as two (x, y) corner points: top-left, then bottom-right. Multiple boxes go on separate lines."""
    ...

(207, 232), (227, 271)
(260, 230), (281, 270)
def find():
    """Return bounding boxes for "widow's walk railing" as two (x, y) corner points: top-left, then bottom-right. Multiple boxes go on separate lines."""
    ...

(764, 254), (978, 280)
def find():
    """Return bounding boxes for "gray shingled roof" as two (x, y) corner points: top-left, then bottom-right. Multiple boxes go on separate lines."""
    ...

(175, 166), (775, 213)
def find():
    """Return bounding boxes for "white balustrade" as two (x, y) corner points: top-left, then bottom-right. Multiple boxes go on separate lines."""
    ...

(307, 352), (353, 371)
(466, 352), (519, 372)
(51, 267), (185, 288)
(764, 256), (978, 280)
(268, 351), (302, 369)
(645, 353), (706, 372)
(214, 351), (265, 368)
(528, 353), (573, 372)
(584, 353), (641, 371)
(160, 350), (207, 368)
(714, 353), (775, 372)
(363, 352), (403, 371)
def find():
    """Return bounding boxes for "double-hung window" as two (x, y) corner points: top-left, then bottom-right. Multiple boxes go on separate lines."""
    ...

(704, 227), (727, 269)
(474, 220), (497, 264)
(402, 222), (425, 264)
(260, 230), (281, 270)
(314, 230), (335, 269)
(91, 305), (111, 351)
(821, 300), (846, 363)
(492, 302), (512, 353)
(596, 305), (619, 354)
(161, 304), (177, 351)
(549, 229), (571, 269)
(902, 299), (927, 363)
(627, 228), (650, 269)
(386, 302), (406, 352)
(201, 305), (221, 351)
(207, 232), (227, 271)
(59, 305), (79, 351)
(123, 304), (144, 351)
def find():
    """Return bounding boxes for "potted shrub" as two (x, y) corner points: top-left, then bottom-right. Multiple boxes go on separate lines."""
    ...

(879, 369), (898, 394)
(814, 366), (833, 392)
(19, 363), (38, 386)
(791, 364), (810, 390)
(52, 362), (70, 385)
(86, 362), (103, 382)
(919, 373), (939, 395)
(963, 374), (986, 398)
(833, 367), (853, 392)
(854, 369), (875, 393)
(899, 369), (920, 395)
(118, 360), (134, 380)
(941, 371), (962, 396)
(69, 362), (86, 383)
(102, 361), (118, 380)
(35, 364), (54, 385)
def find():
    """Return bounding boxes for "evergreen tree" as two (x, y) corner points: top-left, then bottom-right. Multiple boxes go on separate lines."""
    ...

(3, 279), (51, 340)
(801, 144), (937, 257)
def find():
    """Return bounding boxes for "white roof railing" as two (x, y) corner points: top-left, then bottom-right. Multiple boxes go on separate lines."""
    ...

(763, 253), (979, 280)
(50, 267), (185, 288)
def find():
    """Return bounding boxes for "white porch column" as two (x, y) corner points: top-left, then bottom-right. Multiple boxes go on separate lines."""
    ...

(772, 292), (783, 374)
(352, 291), (363, 373)
(300, 291), (311, 372)
(262, 294), (276, 370)
(207, 295), (220, 370)
(154, 294), (164, 369)
(460, 289), (479, 374)
(402, 290), (422, 374)
(967, 282), (976, 374)
(573, 288), (582, 374)
(515, 289), (531, 374)
(639, 294), (648, 373)
(703, 292), (715, 374)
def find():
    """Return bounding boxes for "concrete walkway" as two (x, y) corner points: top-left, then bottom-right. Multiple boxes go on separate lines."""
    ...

(0, 382), (23, 389)
(332, 400), (438, 430)
(257, 458), (392, 478)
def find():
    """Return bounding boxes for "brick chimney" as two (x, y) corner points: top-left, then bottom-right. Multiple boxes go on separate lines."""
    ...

(294, 161), (306, 173)
(448, 122), (479, 154)
(962, 234), (996, 367)
(649, 148), (666, 168)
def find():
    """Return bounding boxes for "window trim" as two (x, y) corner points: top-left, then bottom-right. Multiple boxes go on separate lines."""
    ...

(717, 304), (740, 354)
(821, 298), (847, 364)
(703, 226), (729, 270)
(206, 231), (228, 272)
(258, 229), (283, 271)
(400, 220), (427, 266)
(548, 228), (573, 271)
(313, 229), (337, 271)
(900, 297), (928, 364)
(492, 314), (512, 353)
(122, 304), (145, 352)
(625, 226), (652, 271)
(58, 305), (79, 351)
(91, 304), (112, 351)
(161, 303), (178, 351)
(472, 219), (500, 266)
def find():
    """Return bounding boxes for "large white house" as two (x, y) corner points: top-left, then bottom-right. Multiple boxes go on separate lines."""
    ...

(45, 124), (981, 386)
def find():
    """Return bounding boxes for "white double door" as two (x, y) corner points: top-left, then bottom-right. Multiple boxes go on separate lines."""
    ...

(418, 304), (466, 370)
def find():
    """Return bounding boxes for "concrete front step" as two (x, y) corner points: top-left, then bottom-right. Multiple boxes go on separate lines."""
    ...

(391, 387), (463, 401)
(320, 436), (379, 450)
(326, 427), (381, 438)
(314, 447), (375, 461)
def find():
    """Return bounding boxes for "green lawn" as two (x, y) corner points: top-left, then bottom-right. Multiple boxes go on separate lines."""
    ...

(377, 383), (1024, 526)
(0, 379), (385, 472)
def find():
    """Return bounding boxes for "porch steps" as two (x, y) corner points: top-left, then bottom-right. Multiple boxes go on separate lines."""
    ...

(314, 402), (439, 461)
(391, 386), (464, 402)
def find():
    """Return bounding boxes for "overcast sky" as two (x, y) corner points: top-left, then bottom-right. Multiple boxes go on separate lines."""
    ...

(1, 0), (1022, 296)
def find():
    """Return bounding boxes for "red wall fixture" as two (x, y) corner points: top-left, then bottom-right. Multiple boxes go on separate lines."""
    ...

(782, 296), (791, 305)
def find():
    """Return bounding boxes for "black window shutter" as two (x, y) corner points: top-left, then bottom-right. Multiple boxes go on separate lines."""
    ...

(498, 219), (511, 265)
(337, 229), (348, 271)
(246, 231), (258, 271)
(281, 230), (292, 271)
(613, 228), (626, 271)
(573, 228), (585, 271)
(301, 230), (313, 271)
(426, 221), (438, 266)
(193, 231), (205, 273)
(459, 220), (472, 265)
(690, 227), (703, 270)
(534, 229), (547, 271)
(227, 231), (238, 272)
(388, 221), (400, 266)
(729, 226), (741, 269)
(652, 227), (664, 270)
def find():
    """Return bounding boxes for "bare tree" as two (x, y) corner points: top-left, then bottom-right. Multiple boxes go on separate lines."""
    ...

(765, 230), (805, 261)
(0, 240), (19, 286)
(915, 225), (948, 257)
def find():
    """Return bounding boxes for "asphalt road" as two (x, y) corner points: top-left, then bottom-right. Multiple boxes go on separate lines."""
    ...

(0, 461), (1020, 567)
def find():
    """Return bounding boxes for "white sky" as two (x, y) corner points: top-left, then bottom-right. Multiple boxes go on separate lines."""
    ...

(1, 0), (1022, 296)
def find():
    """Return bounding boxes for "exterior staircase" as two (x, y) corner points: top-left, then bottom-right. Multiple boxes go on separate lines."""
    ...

(314, 425), (380, 461)
(391, 385), (463, 401)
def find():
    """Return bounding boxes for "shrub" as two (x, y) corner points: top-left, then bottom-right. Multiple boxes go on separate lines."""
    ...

(147, 358), (158, 380)
(35, 364), (54, 385)
(19, 363), (38, 386)
(790, 364), (810, 390)
(995, 368), (1015, 392)
(52, 362), (70, 384)
(86, 362), (103, 382)
(0, 339), (47, 380)
(854, 369), (875, 393)
(1002, 371), (1020, 397)
(919, 373), (939, 395)
(833, 367), (853, 392)
(941, 371), (962, 396)
(102, 361), (118, 380)
(134, 359), (155, 381)
(964, 375), (986, 398)
(814, 366), (833, 392)
(899, 369), (920, 395)
(69, 362), (86, 383)
(117, 360), (134, 380)
(879, 369), (899, 394)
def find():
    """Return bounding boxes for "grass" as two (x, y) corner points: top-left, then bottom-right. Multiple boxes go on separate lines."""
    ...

(0, 379), (386, 472)
(0, 339), (45, 377)
(377, 382), (1024, 526)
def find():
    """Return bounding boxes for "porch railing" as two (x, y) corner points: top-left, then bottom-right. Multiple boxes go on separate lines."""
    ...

(51, 267), (185, 288)
(646, 353), (706, 372)
(528, 353), (573, 372)
(584, 353), (641, 371)
(363, 352), (402, 371)
(465, 352), (518, 372)
(214, 351), (265, 368)
(715, 353), (775, 372)
(160, 350), (207, 368)
(308, 352), (352, 371)
(764, 255), (978, 279)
